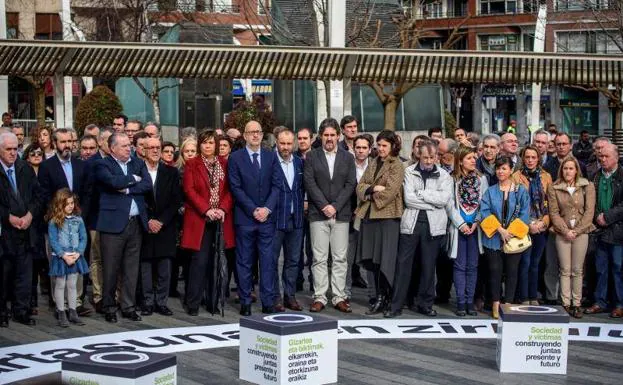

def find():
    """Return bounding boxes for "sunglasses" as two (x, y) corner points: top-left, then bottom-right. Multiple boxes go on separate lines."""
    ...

(29, 150), (43, 156)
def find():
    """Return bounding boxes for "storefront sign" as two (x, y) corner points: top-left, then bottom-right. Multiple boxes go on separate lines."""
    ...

(239, 314), (338, 385)
(483, 85), (516, 96)
(496, 305), (569, 374)
(1, 319), (622, 383)
(488, 36), (507, 46)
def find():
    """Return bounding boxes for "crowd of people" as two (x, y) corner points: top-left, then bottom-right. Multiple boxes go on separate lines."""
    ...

(0, 112), (622, 329)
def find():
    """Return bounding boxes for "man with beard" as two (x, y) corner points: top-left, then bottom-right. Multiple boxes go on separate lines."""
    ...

(304, 118), (356, 313)
(38, 128), (92, 315)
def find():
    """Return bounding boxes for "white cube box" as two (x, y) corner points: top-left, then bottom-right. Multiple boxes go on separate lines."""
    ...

(239, 313), (338, 385)
(62, 350), (177, 385)
(497, 304), (569, 374)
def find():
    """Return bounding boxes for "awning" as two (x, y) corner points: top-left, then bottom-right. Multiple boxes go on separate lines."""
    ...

(0, 39), (621, 87)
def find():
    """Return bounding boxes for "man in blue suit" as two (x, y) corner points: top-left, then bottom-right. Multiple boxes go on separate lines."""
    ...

(228, 120), (281, 316)
(272, 127), (305, 312)
(95, 132), (152, 323)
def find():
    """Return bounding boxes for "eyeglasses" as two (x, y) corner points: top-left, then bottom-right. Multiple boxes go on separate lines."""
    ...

(30, 150), (43, 156)
(162, 149), (175, 154)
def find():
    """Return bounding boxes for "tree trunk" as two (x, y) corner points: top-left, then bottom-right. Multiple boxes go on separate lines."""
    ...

(151, 78), (161, 124)
(383, 97), (399, 130)
(35, 85), (46, 127)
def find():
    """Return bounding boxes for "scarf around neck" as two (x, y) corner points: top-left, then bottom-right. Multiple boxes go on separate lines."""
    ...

(521, 166), (548, 219)
(458, 172), (480, 213)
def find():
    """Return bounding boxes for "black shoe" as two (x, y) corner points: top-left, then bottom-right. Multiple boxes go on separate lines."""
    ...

(141, 306), (154, 316)
(383, 309), (402, 318)
(455, 309), (466, 317)
(352, 276), (368, 289)
(156, 306), (173, 316)
(262, 306), (275, 314)
(366, 295), (387, 315)
(105, 313), (118, 323)
(76, 305), (93, 317)
(0, 314), (8, 327)
(466, 304), (478, 316)
(121, 311), (142, 321)
(14, 314), (36, 326)
(187, 308), (199, 316)
(240, 304), (251, 316)
(418, 307), (437, 317)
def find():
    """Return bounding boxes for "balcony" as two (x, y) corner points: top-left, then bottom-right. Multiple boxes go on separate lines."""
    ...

(151, 1), (241, 14)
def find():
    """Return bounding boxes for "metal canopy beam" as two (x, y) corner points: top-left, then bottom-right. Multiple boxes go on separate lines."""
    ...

(0, 39), (621, 87)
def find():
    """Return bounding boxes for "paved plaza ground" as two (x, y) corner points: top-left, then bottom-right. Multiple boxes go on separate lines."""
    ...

(1, 285), (622, 385)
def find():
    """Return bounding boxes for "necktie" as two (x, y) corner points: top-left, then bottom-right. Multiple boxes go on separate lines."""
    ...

(7, 169), (17, 193)
(252, 153), (260, 171)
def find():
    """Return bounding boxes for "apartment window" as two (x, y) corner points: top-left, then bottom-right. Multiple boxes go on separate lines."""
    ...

(479, 34), (519, 51)
(556, 0), (609, 10)
(6, 13), (18, 39)
(480, 0), (516, 14)
(35, 13), (62, 40)
(423, 1), (443, 18)
(258, 0), (271, 15)
(557, 31), (622, 53)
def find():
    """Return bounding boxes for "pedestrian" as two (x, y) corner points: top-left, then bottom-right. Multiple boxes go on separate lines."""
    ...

(47, 188), (89, 327)
(447, 146), (488, 316)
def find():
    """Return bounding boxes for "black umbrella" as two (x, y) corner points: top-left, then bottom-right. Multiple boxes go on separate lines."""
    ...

(210, 221), (228, 317)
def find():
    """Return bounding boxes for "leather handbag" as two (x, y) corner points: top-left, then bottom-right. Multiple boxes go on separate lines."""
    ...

(503, 234), (532, 254)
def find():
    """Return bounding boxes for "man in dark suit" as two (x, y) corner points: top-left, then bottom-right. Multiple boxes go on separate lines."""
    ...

(228, 120), (281, 316)
(38, 127), (92, 315)
(304, 118), (357, 313)
(95, 132), (152, 323)
(272, 127), (305, 312)
(140, 137), (181, 316)
(0, 132), (43, 326)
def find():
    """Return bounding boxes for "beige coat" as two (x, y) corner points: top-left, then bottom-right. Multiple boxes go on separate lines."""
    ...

(355, 156), (404, 220)
(547, 178), (596, 236)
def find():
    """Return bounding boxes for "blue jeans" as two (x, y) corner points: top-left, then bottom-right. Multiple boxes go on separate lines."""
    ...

(518, 232), (547, 301)
(453, 232), (479, 307)
(594, 243), (623, 309)
(273, 217), (303, 303)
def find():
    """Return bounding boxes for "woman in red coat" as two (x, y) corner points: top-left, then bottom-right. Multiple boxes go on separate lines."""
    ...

(181, 130), (234, 315)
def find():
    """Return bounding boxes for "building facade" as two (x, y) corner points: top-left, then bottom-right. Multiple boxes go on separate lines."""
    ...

(411, 0), (622, 137)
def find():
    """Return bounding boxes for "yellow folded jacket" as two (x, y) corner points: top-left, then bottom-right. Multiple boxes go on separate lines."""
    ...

(507, 218), (529, 239)
(480, 215), (502, 238)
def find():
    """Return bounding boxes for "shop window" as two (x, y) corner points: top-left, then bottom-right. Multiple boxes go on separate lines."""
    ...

(35, 13), (62, 40)
(556, 0), (609, 10)
(6, 13), (18, 39)
(556, 31), (621, 54)
(479, 35), (519, 51)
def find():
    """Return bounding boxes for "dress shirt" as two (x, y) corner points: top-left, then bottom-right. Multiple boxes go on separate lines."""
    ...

(113, 156), (140, 217)
(277, 152), (294, 213)
(324, 149), (337, 179)
(603, 166), (618, 179)
(246, 146), (261, 169)
(58, 154), (74, 191)
(355, 158), (369, 183)
(1, 161), (16, 192)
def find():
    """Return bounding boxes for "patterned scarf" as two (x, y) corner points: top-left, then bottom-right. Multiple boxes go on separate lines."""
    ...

(521, 166), (548, 219)
(458, 172), (480, 213)
(202, 155), (225, 209)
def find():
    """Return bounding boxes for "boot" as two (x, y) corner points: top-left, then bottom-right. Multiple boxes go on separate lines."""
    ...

(68, 309), (85, 326)
(466, 303), (478, 316)
(366, 294), (386, 315)
(58, 310), (69, 328)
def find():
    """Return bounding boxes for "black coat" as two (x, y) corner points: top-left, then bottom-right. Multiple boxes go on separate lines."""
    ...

(0, 159), (44, 256)
(38, 154), (90, 216)
(141, 163), (181, 259)
(594, 167), (623, 245)
(303, 147), (356, 223)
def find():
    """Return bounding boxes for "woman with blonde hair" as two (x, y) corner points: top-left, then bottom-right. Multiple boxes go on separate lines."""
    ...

(547, 156), (595, 318)
(446, 146), (488, 316)
(176, 137), (197, 174)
